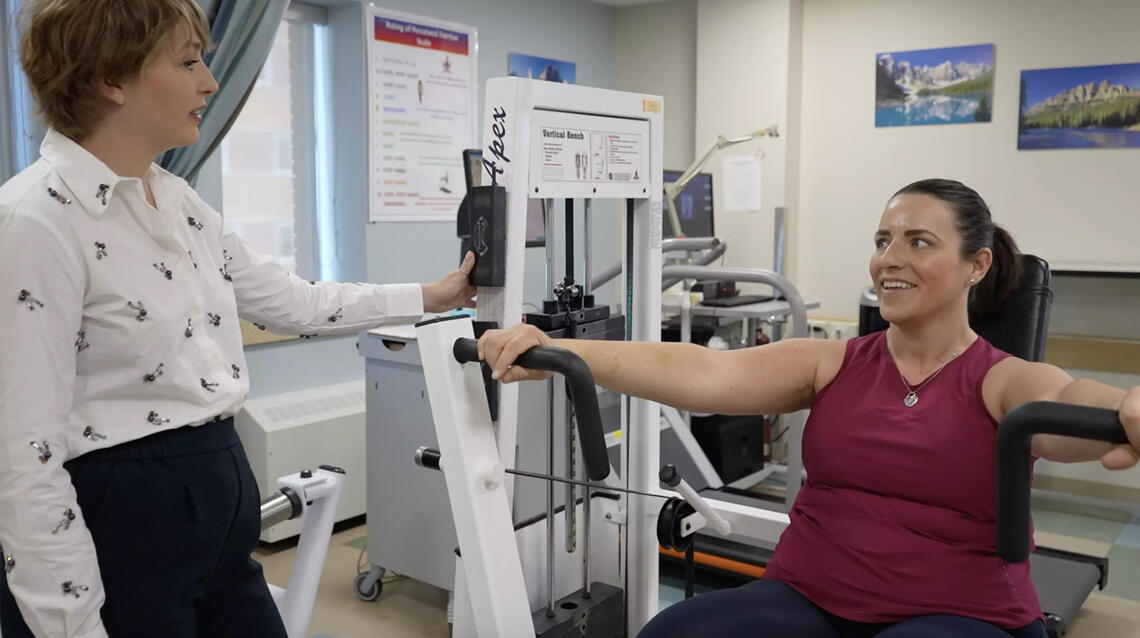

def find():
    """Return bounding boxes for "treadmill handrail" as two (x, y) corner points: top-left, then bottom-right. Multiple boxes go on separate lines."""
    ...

(662, 237), (721, 253)
(590, 238), (727, 291)
(452, 338), (610, 482)
(661, 265), (809, 339)
(660, 240), (728, 290)
(995, 401), (1127, 562)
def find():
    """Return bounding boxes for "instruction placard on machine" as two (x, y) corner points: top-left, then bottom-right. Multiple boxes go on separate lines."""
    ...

(528, 110), (650, 198)
(540, 127), (643, 184)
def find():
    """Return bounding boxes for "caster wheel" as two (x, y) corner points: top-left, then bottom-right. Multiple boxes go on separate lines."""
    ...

(354, 572), (382, 602)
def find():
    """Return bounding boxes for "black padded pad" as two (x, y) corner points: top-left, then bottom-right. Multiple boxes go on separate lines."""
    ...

(1030, 552), (1102, 633)
(971, 255), (1053, 362)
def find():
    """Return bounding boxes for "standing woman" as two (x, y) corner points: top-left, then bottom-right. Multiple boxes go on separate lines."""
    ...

(0, 1), (475, 637)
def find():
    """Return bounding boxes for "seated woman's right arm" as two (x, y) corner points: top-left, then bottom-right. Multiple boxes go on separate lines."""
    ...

(478, 323), (841, 416)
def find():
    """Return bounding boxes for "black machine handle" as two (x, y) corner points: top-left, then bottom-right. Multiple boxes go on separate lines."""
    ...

(996, 401), (1128, 562)
(453, 338), (610, 482)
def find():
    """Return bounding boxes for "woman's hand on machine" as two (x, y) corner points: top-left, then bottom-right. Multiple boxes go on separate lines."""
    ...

(1104, 386), (1140, 470)
(478, 323), (554, 383)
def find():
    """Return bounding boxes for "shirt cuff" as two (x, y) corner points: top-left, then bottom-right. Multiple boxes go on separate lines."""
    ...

(387, 283), (425, 318)
(73, 625), (111, 638)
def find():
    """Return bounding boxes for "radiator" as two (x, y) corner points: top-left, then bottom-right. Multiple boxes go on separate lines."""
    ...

(235, 380), (366, 542)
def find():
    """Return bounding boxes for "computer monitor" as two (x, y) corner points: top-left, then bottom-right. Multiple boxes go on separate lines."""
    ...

(463, 149), (545, 246)
(662, 170), (714, 239)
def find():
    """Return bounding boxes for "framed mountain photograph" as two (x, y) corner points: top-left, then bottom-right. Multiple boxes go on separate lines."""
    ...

(875, 44), (995, 127)
(1019, 62), (1140, 149)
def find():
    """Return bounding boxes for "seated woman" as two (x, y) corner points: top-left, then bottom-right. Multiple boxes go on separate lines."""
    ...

(478, 178), (1140, 638)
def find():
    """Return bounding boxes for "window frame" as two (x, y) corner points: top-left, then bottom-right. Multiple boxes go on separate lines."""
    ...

(217, 1), (332, 283)
(285, 5), (321, 281)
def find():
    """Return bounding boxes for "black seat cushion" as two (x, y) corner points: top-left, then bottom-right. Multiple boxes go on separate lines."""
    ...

(971, 255), (1052, 362)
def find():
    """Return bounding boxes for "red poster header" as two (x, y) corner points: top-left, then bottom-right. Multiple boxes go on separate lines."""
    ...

(374, 16), (469, 56)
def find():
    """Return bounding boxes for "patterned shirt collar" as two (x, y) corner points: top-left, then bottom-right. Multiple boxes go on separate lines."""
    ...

(39, 128), (187, 219)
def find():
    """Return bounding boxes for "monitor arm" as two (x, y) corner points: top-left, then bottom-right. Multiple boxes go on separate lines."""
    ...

(664, 125), (780, 237)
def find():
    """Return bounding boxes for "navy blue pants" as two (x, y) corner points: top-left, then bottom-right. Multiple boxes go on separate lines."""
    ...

(639, 579), (1048, 638)
(0, 418), (286, 638)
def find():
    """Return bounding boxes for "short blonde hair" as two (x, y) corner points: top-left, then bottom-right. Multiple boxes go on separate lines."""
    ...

(17, 0), (214, 140)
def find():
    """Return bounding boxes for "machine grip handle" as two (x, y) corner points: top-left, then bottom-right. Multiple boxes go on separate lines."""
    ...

(453, 338), (481, 365)
(453, 338), (610, 481)
(996, 401), (1127, 562)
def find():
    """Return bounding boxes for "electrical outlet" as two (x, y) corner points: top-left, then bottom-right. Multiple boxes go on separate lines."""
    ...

(771, 440), (789, 463)
(830, 320), (859, 340)
(807, 319), (859, 340)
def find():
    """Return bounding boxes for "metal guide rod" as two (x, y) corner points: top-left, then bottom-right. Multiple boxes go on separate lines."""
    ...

(565, 198), (575, 288)
(584, 199), (593, 297)
(582, 444), (593, 596)
(565, 393), (578, 553)
(544, 198), (555, 296)
(563, 198), (578, 555)
(546, 378), (556, 618)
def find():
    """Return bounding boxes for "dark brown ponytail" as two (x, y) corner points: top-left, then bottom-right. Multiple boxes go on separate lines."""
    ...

(970, 224), (1021, 319)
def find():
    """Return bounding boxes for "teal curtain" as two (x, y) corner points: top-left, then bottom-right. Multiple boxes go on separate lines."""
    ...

(159, 0), (289, 183)
(2, 0), (287, 184)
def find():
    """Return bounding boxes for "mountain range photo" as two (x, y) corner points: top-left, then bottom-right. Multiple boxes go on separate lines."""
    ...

(1019, 62), (1140, 149)
(878, 54), (991, 94)
(875, 44), (995, 127)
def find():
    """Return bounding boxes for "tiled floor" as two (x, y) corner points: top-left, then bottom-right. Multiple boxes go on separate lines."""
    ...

(1033, 508), (1128, 545)
(256, 505), (1140, 638)
(1017, 504), (1140, 637)
(256, 523), (450, 638)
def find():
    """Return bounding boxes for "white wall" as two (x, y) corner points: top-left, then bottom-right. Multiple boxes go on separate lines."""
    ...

(617, 1), (793, 290)
(615, 0), (698, 172)
(695, 0), (791, 288)
(1051, 275), (1140, 340)
(797, 0), (1140, 319)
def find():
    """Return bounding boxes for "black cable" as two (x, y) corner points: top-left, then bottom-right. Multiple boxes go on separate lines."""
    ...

(768, 414), (788, 443)
(684, 544), (695, 599)
(505, 467), (669, 500)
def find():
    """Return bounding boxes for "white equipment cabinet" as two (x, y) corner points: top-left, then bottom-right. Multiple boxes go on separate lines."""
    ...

(357, 327), (459, 592)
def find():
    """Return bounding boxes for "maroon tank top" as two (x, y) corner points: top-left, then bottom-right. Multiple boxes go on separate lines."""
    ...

(763, 331), (1042, 628)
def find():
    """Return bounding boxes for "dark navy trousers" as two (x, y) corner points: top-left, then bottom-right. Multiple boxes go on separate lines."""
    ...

(638, 579), (1049, 638)
(0, 418), (286, 638)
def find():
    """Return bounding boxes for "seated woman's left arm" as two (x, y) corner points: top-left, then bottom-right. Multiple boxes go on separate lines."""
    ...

(987, 359), (1140, 467)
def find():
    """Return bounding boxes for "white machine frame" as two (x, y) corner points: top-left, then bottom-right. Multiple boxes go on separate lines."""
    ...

(263, 468), (344, 638)
(474, 77), (665, 635)
(0, 469), (341, 638)
(418, 77), (797, 637)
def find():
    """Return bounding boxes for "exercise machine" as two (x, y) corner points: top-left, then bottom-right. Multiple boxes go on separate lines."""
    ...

(258, 466), (345, 638)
